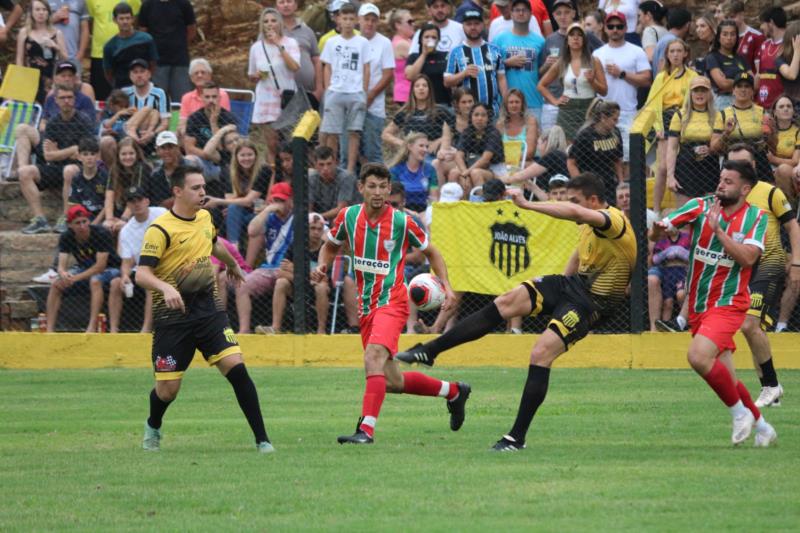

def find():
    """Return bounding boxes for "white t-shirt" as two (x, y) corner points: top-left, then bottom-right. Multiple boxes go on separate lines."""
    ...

(488, 16), (541, 43)
(119, 207), (167, 267)
(248, 37), (302, 123)
(593, 42), (651, 112)
(320, 34), (371, 94)
(598, 0), (640, 34)
(364, 32), (395, 118)
(409, 19), (465, 55)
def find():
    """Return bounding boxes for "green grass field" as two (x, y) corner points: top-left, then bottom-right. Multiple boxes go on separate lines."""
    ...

(2, 367), (798, 531)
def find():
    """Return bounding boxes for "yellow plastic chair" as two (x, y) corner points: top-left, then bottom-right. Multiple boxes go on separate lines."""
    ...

(0, 65), (41, 104)
(503, 139), (527, 172)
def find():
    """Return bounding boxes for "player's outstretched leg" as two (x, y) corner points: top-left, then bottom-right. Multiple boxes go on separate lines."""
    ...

(143, 382), (178, 451)
(391, 362), (472, 430)
(221, 360), (272, 453)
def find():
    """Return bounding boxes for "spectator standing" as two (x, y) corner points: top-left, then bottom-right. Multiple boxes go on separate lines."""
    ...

(308, 145), (358, 221)
(47, 0), (90, 67)
(0, 0), (23, 43)
(705, 20), (748, 110)
(768, 95), (800, 187)
(389, 8), (415, 106)
(583, 11), (605, 42)
(444, 9), (507, 117)
(138, 0), (196, 103)
(493, 0), (546, 123)
(491, 0), (549, 35)
(777, 23), (800, 108)
(488, 0), (541, 43)
(389, 132), (439, 212)
(754, 7), (786, 109)
(730, 0), (763, 73)
(650, 8), (692, 75)
(637, 0), (666, 65)
(276, 0), (324, 105)
(598, 0), (640, 45)
(593, 10), (651, 163)
(87, 0), (141, 100)
(317, 0), (361, 53)
(404, 24), (451, 105)
(16, 0), (68, 103)
(691, 12), (717, 75)
(46, 204), (121, 333)
(20, 85), (95, 234)
(102, 2), (157, 90)
(178, 59), (232, 135)
(319, 3), (369, 176)
(409, 0), (465, 56)
(538, 22), (607, 141)
(455, 0), (484, 23)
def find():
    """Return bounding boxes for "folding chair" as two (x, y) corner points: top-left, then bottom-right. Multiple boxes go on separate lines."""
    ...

(329, 254), (352, 335)
(503, 139), (527, 173)
(0, 100), (42, 178)
(223, 88), (255, 136)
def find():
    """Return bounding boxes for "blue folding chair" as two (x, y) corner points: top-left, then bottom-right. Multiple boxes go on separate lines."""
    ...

(0, 100), (42, 178)
(223, 88), (255, 136)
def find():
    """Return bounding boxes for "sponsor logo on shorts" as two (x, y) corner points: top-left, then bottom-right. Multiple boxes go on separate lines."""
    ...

(155, 355), (177, 372)
(694, 246), (734, 268)
(353, 256), (391, 275)
(750, 292), (764, 310)
(224, 327), (237, 344)
(562, 310), (580, 328)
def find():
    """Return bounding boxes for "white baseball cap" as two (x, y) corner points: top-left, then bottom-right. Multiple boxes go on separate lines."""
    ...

(156, 131), (179, 147)
(358, 3), (380, 17)
(439, 182), (464, 203)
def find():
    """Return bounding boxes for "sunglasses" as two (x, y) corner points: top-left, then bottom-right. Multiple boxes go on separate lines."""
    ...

(606, 24), (625, 30)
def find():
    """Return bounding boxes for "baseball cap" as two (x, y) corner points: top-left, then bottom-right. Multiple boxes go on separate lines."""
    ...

(482, 178), (506, 201)
(426, 0), (452, 6)
(439, 182), (464, 203)
(124, 186), (147, 202)
(328, 0), (348, 12)
(551, 0), (573, 9)
(605, 10), (627, 24)
(734, 72), (754, 87)
(494, 0), (509, 6)
(462, 9), (484, 22)
(129, 58), (149, 71)
(690, 76), (712, 91)
(156, 131), (179, 147)
(548, 174), (569, 188)
(66, 205), (91, 223)
(566, 22), (585, 35)
(358, 3), (380, 17)
(55, 60), (77, 73)
(269, 182), (293, 201)
(510, 0), (530, 8)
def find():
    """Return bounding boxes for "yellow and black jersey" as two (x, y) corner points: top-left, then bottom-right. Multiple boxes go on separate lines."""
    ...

(747, 181), (795, 268)
(139, 209), (222, 325)
(577, 206), (638, 308)
(668, 109), (714, 143)
(714, 104), (766, 142)
(774, 125), (800, 160)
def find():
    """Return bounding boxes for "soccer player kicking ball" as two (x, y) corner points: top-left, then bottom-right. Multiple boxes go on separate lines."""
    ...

(136, 165), (274, 453)
(398, 173), (637, 451)
(651, 160), (777, 447)
(311, 163), (470, 445)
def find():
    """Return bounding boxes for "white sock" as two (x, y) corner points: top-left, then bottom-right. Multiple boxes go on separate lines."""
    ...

(676, 315), (687, 329)
(729, 400), (748, 418)
(438, 380), (451, 398)
(755, 416), (769, 431)
(775, 322), (787, 332)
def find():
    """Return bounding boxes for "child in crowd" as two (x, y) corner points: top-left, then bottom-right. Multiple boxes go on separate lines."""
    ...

(101, 89), (134, 140)
(647, 215), (691, 331)
(62, 137), (108, 230)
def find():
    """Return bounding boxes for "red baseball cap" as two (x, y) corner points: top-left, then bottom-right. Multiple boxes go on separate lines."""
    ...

(269, 182), (293, 201)
(66, 204), (91, 223)
(605, 10), (626, 24)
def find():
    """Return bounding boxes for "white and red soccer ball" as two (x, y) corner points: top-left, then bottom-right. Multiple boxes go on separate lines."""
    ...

(408, 273), (445, 311)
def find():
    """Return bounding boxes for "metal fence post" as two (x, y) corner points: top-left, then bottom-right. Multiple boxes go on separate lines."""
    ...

(291, 137), (309, 334)
(628, 132), (648, 333)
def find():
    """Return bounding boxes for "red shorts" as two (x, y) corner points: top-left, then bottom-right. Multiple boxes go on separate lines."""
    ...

(359, 304), (409, 356)
(689, 306), (747, 354)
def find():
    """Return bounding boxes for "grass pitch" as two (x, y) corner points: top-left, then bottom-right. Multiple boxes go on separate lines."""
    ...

(1, 367), (798, 531)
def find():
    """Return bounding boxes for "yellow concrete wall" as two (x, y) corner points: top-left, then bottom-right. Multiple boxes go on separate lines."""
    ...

(1, 332), (799, 370)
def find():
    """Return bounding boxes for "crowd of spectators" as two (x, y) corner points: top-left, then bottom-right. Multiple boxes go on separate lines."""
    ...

(1, 0), (799, 334)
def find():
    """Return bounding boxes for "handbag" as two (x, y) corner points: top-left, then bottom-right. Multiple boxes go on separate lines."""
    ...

(261, 39), (295, 110)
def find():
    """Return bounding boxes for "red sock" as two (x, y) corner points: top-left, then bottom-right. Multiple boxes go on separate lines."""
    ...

(736, 381), (761, 420)
(359, 375), (386, 437)
(702, 359), (741, 407)
(402, 372), (442, 397)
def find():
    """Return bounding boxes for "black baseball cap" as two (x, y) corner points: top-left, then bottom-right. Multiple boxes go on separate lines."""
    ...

(125, 186), (147, 202)
(734, 72), (754, 87)
(510, 0), (531, 9)
(462, 8), (484, 21)
(426, 0), (452, 6)
(129, 58), (149, 71)
(483, 178), (506, 201)
(552, 0), (573, 9)
(55, 60), (77, 73)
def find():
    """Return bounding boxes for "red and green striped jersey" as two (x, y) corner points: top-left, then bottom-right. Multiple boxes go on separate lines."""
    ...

(328, 204), (428, 317)
(663, 196), (767, 314)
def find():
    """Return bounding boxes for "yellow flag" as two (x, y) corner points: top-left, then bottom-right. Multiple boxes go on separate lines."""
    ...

(431, 201), (578, 295)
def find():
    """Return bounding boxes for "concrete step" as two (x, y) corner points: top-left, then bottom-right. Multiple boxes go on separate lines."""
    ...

(0, 231), (58, 299)
(0, 181), (63, 229)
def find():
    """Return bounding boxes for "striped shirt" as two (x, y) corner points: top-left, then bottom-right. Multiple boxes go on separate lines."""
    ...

(445, 41), (505, 116)
(123, 83), (171, 118)
(328, 204), (428, 317)
(663, 196), (768, 314)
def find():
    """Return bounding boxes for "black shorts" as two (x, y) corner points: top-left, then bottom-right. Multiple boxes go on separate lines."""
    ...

(521, 274), (601, 350)
(747, 262), (785, 329)
(36, 163), (65, 190)
(151, 311), (240, 380)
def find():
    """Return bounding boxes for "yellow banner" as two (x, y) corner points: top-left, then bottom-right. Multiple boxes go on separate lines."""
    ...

(431, 201), (578, 295)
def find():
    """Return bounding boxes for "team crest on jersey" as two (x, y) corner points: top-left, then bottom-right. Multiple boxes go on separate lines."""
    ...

(732, 232), (744, 243)
(383, 240), (395, 253)
(489, 222), (530, 277)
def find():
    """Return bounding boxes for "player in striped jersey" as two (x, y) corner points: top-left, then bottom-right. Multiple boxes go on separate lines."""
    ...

(311, 163), (470, 445)
(653, 160), (777, 447)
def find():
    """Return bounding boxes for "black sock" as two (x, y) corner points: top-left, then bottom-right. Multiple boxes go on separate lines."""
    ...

(508, 365), (551, 444)
(760, 358), (779, 388)
(427, 302), (504, 357)
(147, 388), (172, 430)
(226, 363), (269, 444)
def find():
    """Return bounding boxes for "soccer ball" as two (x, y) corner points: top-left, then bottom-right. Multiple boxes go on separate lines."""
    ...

(408, 273), (445, 311)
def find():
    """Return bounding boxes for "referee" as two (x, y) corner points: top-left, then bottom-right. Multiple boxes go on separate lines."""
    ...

(136, 165), (273, 453)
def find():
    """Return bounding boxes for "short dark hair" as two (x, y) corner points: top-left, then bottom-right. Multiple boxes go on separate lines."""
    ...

(666, 8), (691, 30)
(728, 1), (745, 15)
(566, 172), (606, 201)
(339, 3), (356, 15)
(721, 159), (757, 187)
(108, 89), (128, 106)
(78, 136), (100, 153)
(727, 142), (756, 161)
(202, 81), (219, 91)
(169, 164), (204, 190)
(760, 7), (786, 29)
(314, 145), (336, 161)
(113, 2), (133, 18)
(359, 163), (391, 183)
(390, 181), (406, 197)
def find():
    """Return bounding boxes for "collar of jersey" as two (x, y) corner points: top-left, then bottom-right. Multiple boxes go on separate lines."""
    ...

(170, 209), (197, 222)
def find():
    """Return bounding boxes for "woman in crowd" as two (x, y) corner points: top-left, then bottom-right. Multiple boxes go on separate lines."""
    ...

(638, 0), (667, 64)
(705, 19), (747, 110)
(769, 95), (800, 195)
(404, 24), (450, 106)
(103, 138), (151, 232)
(449, 103), (505, 190)
(389, 9), (415, 106)
(538, 23), (607, 142)
(713, 3), (727, 25)
(691, 13), (717, 75)
(665, 76), (718, 210)
(777, 24), (800, 113)
(567, 99), (623, 205)
(274, 141), (293, 184)
(599, 0), (641, 45)
(388, 132), (439, 213)
(647, 39), (698, 214)
(496, 89), (539, 169)
(435, 88), (474, 184)
(16, 0), (67, 103)
(200, 124), (240, 226)
(503, 126), (569, 200)
(247, 8), (301, 164)
(178, 58), (232, 135)
(583, 11), (606, 42)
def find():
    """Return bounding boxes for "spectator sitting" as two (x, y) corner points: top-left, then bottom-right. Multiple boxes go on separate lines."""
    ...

(122, 58), (171, 155)
(141, 131), (189, 209)
(235, 182), (294, 333)
(46, 204), (121, 332)
(546, 174), (569, 201)
(61, 137), (108, 231)
(388, 132), (438, 212)
(183, 82), (237, 178)
(103, 137), (152, 233)
(258, 212), (331, 335)
(496, 88), (539, 168)
(469, 176), (506, 202)
(274, 141), (293, 184)
(107, 186), (167, 333)
(20, 84), (95, 234)
(647, 216), (690, 331)
(423, 180), (463, 228)
(435, 88), (475, 181)
(100, 89), (135, 141)
(404, 23), (451, 106)
(102, 2), (158, 91)
(450, 102), (506, 190)
(504, 125), (568, 198)
(769, 95), (800, 190)
(211, 235), (252, 312)
(307, 145), (359, 221)
(16, 0), (68, 103)
(178, 58), (232, 136)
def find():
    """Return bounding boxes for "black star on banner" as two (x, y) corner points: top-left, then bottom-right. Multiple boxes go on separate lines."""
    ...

(513, 211), (520, 218)
(496, 208), (503, 216)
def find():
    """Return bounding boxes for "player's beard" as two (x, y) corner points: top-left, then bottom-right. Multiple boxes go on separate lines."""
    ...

(715, 191), (739, 207)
